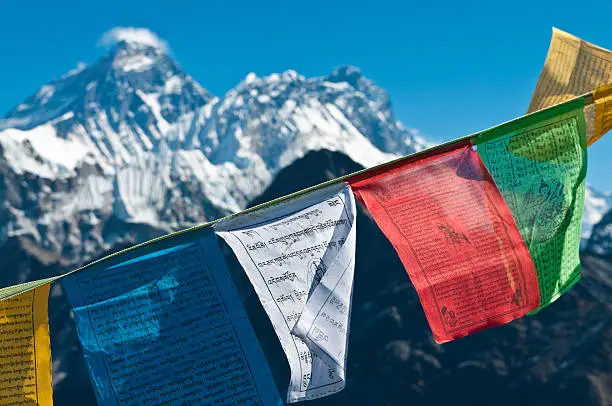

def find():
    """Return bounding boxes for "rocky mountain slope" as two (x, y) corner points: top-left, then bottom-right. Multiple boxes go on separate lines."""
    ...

(584, 186), (612, 256)
(583, 186), (612, 250)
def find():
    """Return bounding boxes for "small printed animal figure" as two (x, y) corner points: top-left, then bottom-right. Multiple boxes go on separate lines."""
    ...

(377, 186), (393, 202)
(438, 224), (470, 246)
(440, 306), (457, 327)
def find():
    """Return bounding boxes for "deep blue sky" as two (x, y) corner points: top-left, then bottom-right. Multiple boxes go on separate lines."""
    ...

(1, 0), (611, 190)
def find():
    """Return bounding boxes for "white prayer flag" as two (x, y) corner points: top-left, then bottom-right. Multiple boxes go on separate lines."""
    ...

(215, 183), (357, 403)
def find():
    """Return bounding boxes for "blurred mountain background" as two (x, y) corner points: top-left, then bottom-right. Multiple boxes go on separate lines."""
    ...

(1, 33), (612, 405)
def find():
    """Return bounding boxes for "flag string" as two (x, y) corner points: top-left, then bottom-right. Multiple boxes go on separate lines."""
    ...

(0, 91), (596, 301)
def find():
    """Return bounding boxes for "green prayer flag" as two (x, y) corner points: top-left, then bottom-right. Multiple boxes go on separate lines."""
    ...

(474, 99), (587, 312)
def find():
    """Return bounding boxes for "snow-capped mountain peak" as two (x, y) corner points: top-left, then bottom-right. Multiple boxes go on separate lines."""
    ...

(98, 26), (170, 52)
(584, 184), (612, 255)
(0, 32), (428, 267)
(0, 38), (215, 177)
(583, 184), (612, 242)
(111, 40), (166, 72)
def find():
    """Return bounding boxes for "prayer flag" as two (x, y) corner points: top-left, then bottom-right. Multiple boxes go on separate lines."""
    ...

(475, 99), (587, 312)
(216, 183), (357, 403)
(593, 83), (612, 145)
(528, 27), (612, 144)
(349, 143), (540, 343)
(61, 229), (281, 406)
(0, 284), (53, 405)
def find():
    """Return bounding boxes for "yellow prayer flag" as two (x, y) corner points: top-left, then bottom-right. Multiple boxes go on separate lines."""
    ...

(0, 285), (53, 406)
(593, 83), (612, 145)
(528, 28), (612, 144)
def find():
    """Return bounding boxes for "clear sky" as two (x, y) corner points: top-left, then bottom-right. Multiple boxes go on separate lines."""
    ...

(1, 0), (611, 190)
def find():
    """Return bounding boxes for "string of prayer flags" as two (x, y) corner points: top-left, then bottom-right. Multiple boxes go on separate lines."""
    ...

(527, 27), (612, 145)
(60, 228), (281, 406)
(348, 143), (541, 343)
(0, 284), (53, 405)
(475, 98), (587, 312)
(216, 183), (357, 403)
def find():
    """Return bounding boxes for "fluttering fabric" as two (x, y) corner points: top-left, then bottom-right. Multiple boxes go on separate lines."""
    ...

(348, 142), (540, 343)
(527, 27), (612, 145)
(60, 228), (281, 406)
(216, 183), (357, 403)
(475, 99), (587, 311)
(0, 285), (53, 406)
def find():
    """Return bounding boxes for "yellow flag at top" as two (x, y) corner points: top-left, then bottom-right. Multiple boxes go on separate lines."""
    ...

(593, 83), (612, 144)
(0, 284), (53, 406)
(528, 28), (612, 145)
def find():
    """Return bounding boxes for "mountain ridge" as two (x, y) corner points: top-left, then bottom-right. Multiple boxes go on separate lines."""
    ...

(0, 40), (428, 275)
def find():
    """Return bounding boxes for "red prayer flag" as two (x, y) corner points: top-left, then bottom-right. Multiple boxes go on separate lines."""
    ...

(348, 142), (540, 343)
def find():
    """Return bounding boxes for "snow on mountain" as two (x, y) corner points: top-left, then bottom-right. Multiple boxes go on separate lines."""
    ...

(585, 184), (612, 256)
(98, 27), (170, 53)
(589, 215), (612, 256)
(582, 184), (612, 249)
(0, 34), (427, 268)
(193, 66), (427, 210)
